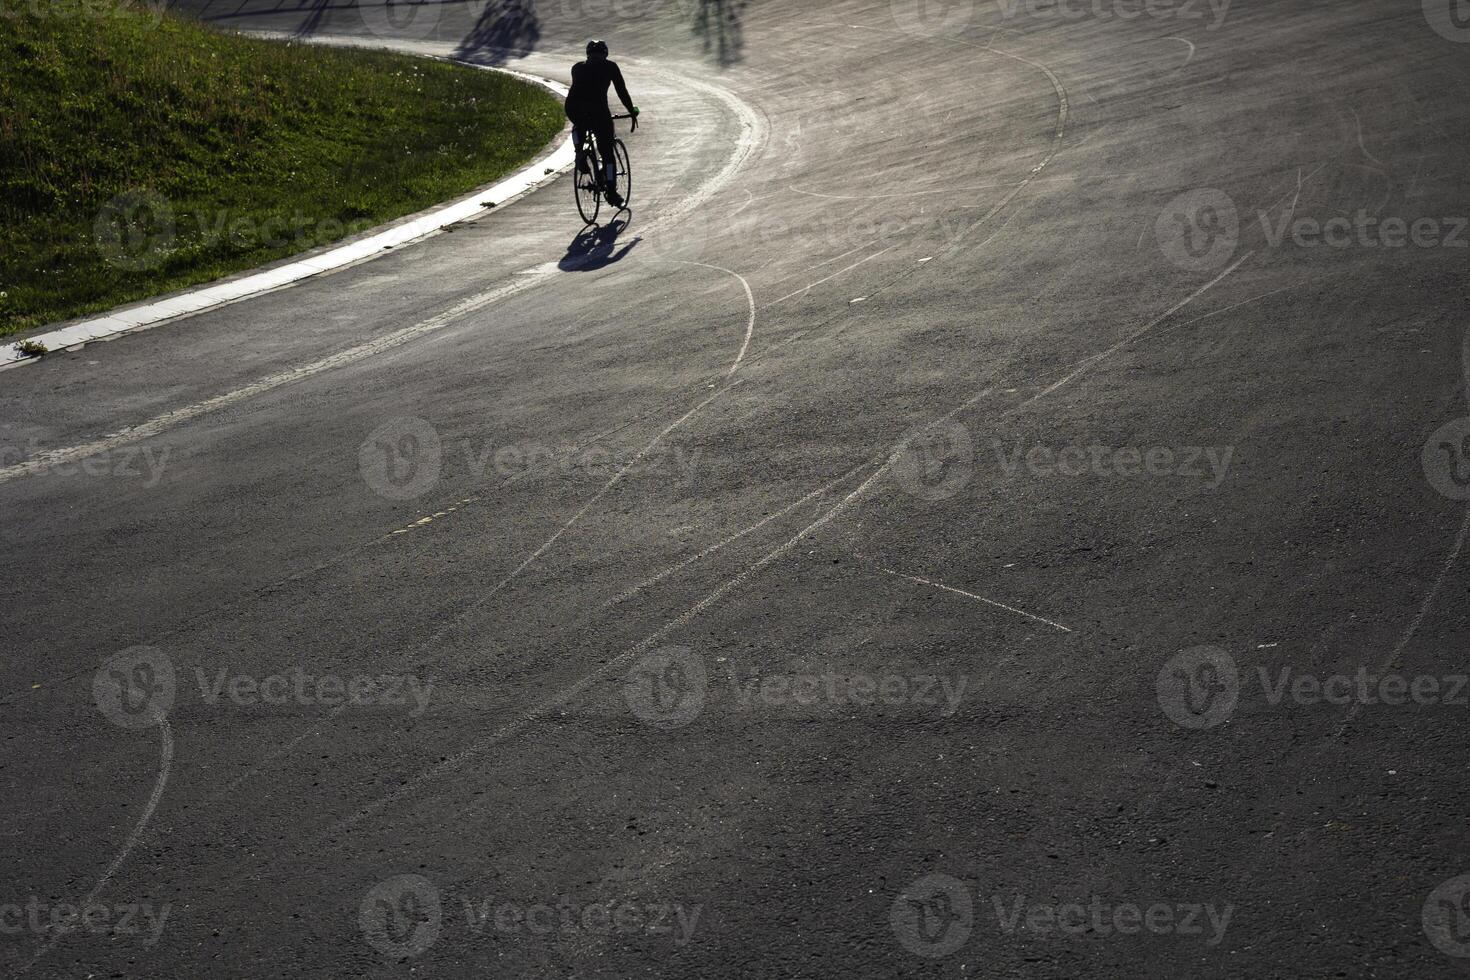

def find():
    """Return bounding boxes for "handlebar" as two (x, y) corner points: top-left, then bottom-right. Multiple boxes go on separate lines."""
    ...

(612, 113), (634, 120)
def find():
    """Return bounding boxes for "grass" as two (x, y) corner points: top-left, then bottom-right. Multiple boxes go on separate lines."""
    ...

(0, 3), (566, 338)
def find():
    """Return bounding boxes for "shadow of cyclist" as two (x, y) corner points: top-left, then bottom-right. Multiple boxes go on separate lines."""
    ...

(453, 0), (540, 66)
(559, 217), (639, 272)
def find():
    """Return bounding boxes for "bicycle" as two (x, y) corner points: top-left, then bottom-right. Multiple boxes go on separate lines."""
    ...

(573, 113), (634, 225)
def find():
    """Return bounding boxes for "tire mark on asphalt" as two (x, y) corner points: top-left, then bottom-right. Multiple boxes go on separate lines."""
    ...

(321, 253), (1253, 839)
(18, 721), (173, 975)
(856, 559), (1074, 633)
(601, 463), (869, 610)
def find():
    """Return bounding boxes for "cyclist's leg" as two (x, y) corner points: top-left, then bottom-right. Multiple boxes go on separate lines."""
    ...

(592, 118), (618, 195)
(572, 125), (587, 173)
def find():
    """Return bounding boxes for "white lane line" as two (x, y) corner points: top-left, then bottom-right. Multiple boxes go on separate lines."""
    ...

(872, 565), (1072, 633)
(20, 721), (173, 975)
(1, 68), (574, 369)
(0, 275), (548, 486)
(600, 463), (868, 610)
(767, 246), (894, 307)
(0, 62), (765, 486)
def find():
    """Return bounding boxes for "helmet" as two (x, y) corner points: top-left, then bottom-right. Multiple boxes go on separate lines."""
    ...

(586, 39), (609, 59)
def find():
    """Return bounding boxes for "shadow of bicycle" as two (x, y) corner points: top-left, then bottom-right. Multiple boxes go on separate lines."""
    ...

(559, 217), (639, 272)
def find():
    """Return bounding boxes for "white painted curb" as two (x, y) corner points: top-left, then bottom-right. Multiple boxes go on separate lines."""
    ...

(1, 63), (572, 371)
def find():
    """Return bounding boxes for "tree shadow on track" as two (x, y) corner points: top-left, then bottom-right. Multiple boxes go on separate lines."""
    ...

(453, 0), (540, 66)
(691, 0), (745, 66)
(559, 217), (639, 272)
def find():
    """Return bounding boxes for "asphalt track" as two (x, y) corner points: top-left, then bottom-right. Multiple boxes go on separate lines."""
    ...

(4, 0), (1470, 976)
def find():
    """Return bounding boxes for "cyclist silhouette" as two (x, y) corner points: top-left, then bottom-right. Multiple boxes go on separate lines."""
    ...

(566, 39), (639, 209)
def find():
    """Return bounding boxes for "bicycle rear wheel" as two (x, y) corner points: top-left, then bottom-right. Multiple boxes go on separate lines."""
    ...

(613, 139), (632, 210)
(574, 145), (601, 225)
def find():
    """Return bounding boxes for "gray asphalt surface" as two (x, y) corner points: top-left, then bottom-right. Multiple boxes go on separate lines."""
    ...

(4, 0), (1470, 975)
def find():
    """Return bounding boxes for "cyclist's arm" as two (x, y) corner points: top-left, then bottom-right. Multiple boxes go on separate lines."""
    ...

(610, 63), (635, 115)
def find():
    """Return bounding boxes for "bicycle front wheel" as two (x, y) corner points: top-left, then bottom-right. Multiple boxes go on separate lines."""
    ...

(613, 139), (632, 211)
(575, 147), (601, 225)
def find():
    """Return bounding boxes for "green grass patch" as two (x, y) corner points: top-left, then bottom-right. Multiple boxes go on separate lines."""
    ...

(0, 4), (566, 337)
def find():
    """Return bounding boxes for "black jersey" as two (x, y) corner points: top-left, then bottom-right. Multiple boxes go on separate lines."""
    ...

(565, 58), (634, 119)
